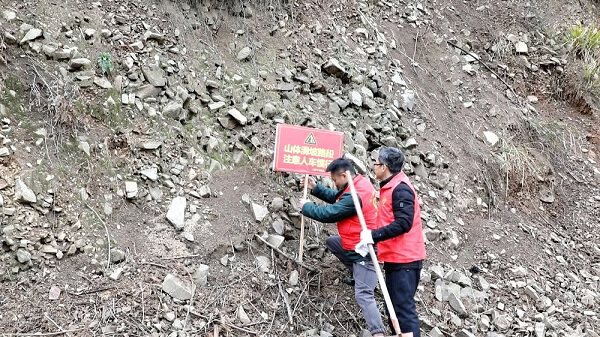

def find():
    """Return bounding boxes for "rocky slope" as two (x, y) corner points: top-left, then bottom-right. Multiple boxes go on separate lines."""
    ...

(0, 0), (599, 336)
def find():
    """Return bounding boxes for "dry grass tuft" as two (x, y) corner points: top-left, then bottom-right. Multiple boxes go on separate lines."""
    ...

(557, 23), (600, 115)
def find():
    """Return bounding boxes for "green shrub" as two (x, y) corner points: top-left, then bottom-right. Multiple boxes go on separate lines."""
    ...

(97, 52), (114, 76)
(568, 23), (600, 56)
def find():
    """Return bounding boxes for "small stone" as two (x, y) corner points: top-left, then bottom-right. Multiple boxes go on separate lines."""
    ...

(267, 234), (285, 248)
(227, 108), (247, 125)
(237, 305), (251, 324)
(100, 29), (112, 38)
(251, 203), (269, 222)
(320, 331), (334, 337)
(163, 101), (183, 117)
(2, 10), (16, 21)
(220, 255), (229, 266)
(0, 147), (10, 157)
(125, 181), (138, 199)
(483, 131), (499, 146)
(289, 270), (299, 286)
(67, 245), (77, 256)
(429, 327), (444, 337)
(392, 72), (406, 86)
(193, 264), (209, 286)
(141, 141), (162, 150)
(449, 293), (468, 318)
(321, 58), (348, 79)
(272, 219), (285, 235)
(345, 152), (368, 174)
(511, 266), (528, 277)
(237, 47), (252, 61)
(535, 322), (546, 337)
(354, 27), (369, 38)
(456, 329), (476, 337)
(208, 101), (226, 111)
(15, 179), (36, 204)
(48, 286), (61, 300)
(404, 138), (418, 150)
(143, 31), (164, 42)
(430, 265), (445, 280)
(255, 256), (270, 272)
(363, 97), (377, 110)
(78, 141), (91, 156)
(162, 274), (193, 301)
(262, 103), (277, 118)
(350, 91), (363, 107)
(477, 276), (490, 291)
(110, 249), (126, 263)
(83, 28), (96, 39)
(182, 232), (194, 242)
(539, 187), (555, 203)
(20, 28), (43, 45)
(528, 95), (539, 103)
(401, 90), (415, 111)
(270, 197), (284, 211)
(480, 314), (491, 330)
(69, 58), (92, 71)
(166, 197), (186, 230)
(381, 135), (399, 147)
(34, 128), (47, 137)
(135, 85), (161, 99)
(40, 245), (58, 254)
(121, 94), (130, 105)
(140, 167), (159, 181)
(278, 82), (295, 91)
(142, 67), (167, 87)
(198, 185), (211, 198)
(525, 286), (540, 301)
(515, 41), (528, 54)
(172, 319), (184, 330)
(109, 267), (124, 281)
(42, 44), (57, 57)
(94, 77), (113, 89)
(463, 64), (475, 75)
(493, 314), (511, 330)
(164, 312), (176, 322)
(448, 270), (472, 287)
(16, 249), (31, 263)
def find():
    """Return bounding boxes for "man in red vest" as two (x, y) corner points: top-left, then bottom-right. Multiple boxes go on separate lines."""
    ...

(300, 158), (386, 337)
(355, 147), (426, 337)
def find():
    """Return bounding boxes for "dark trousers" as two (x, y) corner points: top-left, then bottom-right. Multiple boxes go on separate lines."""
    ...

(385, 267), (421, 336)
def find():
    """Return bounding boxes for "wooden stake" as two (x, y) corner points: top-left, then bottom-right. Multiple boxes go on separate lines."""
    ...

(297, 174), (309, 263)
(346, 171), (402, 336)
(255, 234), (317, 272)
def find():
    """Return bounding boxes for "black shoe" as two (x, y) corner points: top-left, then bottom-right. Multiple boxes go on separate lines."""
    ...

(341, 274), (355, 286)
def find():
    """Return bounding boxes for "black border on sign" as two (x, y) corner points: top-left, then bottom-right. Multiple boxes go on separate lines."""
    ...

(273, 123), (344, 176)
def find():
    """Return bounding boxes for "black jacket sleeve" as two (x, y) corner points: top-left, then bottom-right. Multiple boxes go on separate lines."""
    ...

(310, 183), (339, 204)
(371, 182), (415, 243)
(301, 192), (358, 223)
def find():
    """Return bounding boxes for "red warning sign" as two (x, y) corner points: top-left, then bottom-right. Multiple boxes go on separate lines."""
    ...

(273, 124), (344, 176)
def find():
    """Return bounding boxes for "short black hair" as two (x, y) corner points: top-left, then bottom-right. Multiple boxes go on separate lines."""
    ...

(378, 147), (405, 173)
(326, 157), (356, 175)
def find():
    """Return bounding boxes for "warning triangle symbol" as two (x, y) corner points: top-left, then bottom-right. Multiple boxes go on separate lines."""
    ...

(304, 133), (317, 145)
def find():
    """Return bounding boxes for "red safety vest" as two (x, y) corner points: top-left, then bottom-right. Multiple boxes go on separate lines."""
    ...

(337, 175), (379, 250)
(377, 172), (426, 263)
